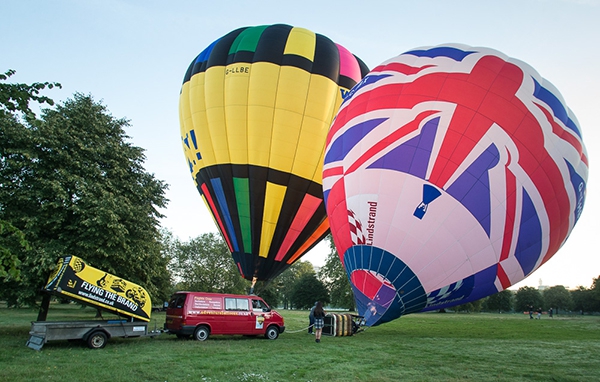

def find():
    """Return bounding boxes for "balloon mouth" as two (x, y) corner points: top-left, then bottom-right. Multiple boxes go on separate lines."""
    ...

(350, 270), (396, 307)
(344, 245), (427, 326)
(350, 270), (396, 326)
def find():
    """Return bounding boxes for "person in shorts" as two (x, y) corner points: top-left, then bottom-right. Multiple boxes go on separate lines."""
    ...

(313, 301), (326, 343)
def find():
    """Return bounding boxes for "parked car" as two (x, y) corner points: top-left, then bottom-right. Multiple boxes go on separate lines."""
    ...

(164, 292), (285, 341)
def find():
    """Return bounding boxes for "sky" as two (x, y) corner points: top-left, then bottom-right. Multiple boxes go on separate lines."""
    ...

(2, 0), (599, 291)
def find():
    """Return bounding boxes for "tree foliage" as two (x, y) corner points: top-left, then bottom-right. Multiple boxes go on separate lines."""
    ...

(319, 235), (354, 309)
(0, 69), (56, 282)
(254, 281), (280, 308)
(483, 290), (513, 312)
(0, 69), (60, 121)
(454, 299), (483, 313)
(571, 286), (594, 314)
(0, 80), (170, 306)
(543, 285), (573, 314)
(246, 260), (317, 309)
(568, 277), (600, 314)
(0, 221), (27, 280)
(514, 286), (544, 313)
(591, 276), (600, 309)
(268, 260), (315, 309)
(166, 232), (247, 295)
(289, 272), (329, 310)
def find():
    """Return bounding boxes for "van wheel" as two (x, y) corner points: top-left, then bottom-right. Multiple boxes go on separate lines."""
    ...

(265, 326), (279, 340)
(87, 331), (108, 349)
(194, 326), (210, 341)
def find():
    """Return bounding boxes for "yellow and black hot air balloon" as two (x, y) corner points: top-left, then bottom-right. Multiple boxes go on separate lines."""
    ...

(179, 24), (369, 282)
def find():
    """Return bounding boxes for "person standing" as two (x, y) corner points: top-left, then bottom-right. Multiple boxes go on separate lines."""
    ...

(313, 301), (326, 343)
(308, 302), (317, 334)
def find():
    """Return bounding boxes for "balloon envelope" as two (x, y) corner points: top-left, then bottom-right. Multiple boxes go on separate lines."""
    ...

(323, 44), (588, 326)
(179, 24), (369, 282)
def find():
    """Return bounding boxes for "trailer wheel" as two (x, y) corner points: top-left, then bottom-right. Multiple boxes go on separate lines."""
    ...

(265, 325), (279, 340)
(87, 331), (108, 349)
(194, 325), (210, 341)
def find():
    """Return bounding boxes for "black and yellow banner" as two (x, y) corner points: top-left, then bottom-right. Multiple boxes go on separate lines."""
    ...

(44, 256), (151, 321)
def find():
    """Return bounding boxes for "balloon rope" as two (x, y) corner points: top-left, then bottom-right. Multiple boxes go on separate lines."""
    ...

(283, 324), (314, 334)
(283, 324), (368, 334)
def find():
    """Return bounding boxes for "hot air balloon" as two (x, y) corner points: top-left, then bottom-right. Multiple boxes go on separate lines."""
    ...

(323, 44), (588, 326)
(179, 24), (369, 285)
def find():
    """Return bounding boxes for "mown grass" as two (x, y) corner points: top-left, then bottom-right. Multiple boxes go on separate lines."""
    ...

(1, 302), (599, 381)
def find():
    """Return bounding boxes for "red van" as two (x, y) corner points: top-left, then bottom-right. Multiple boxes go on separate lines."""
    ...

(164, 292), (285, 341)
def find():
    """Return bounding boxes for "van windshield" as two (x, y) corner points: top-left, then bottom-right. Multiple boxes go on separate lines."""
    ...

(252, 299), (269, 311)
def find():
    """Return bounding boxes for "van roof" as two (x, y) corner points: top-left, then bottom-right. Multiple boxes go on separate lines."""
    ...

(173, 291), (261, 299)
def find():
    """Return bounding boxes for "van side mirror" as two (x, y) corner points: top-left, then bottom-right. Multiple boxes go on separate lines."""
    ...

(263, 307), (271, 312)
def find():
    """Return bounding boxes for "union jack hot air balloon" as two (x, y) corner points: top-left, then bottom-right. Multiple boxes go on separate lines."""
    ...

(323, 44), (588, 326)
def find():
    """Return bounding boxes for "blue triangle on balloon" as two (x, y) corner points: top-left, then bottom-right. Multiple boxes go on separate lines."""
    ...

(422, 184), (442, 204)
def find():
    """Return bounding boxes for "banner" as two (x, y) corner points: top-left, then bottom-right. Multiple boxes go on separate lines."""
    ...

(44, 256), (151, 321)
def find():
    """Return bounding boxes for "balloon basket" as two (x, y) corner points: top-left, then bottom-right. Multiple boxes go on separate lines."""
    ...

(322, 313), (362, 337)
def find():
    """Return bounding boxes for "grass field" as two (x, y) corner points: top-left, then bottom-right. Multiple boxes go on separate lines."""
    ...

(1, 302), (599, 382)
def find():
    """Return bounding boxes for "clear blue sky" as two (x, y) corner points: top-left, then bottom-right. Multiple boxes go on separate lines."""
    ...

(2, 0), (599, 290)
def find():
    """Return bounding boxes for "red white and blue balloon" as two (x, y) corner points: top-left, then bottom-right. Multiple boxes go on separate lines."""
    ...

(323, 44), (588, 326)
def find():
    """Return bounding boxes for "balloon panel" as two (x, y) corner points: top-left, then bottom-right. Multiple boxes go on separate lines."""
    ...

(180, 24), (369, 281)
(323, 44), (588, 326)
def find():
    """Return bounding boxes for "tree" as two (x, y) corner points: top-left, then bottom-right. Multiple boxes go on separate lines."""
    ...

(289, 272), (329, 310)
(570, 277), (600, 314)
(167, 232), (247, 294)
(514, 286), (544, 313)
(454, 299), (483, 313)
(543, 285), (572, 314)
(484, 290), (513, 313)
(254, 281), (280, 308)
(1, 70), (59, 282)
(0, 87), (170, 306)
(249, 260), (317, 309)
(0, 221), (27, 280)
(0, 69), (60, 121)
(589, 276), (600, 313)
(319, 235), (354, 309)
(273, 260), (315, 309)
(571, 286), (594, 314)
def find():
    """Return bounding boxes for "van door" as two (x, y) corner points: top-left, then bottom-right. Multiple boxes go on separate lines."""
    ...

(250, 298), (269, 333)
(165, 293), (187, 332)
(223, 297), (252, 334)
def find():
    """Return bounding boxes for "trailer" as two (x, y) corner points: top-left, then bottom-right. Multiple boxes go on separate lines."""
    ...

(27, 319), (158, 350)
(27, 256), (160, 350)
